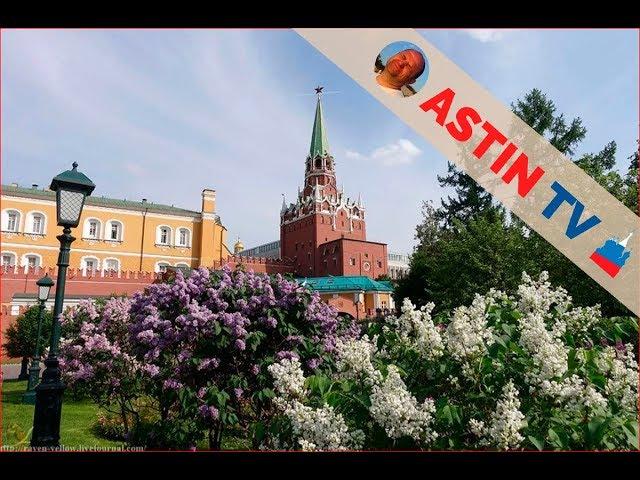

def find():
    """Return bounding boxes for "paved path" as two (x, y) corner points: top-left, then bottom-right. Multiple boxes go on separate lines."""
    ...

(1, 363), (21, 381)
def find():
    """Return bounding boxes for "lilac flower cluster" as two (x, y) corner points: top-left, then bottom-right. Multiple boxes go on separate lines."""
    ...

(59, 297), (139, 403)
(125, 266), (356, 439)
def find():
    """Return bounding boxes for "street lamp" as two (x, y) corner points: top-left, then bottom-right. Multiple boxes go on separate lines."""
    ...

(31, 162), (95, 448)
(23, 274), (54, 404)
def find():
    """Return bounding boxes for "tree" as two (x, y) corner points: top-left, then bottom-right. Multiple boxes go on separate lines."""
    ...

(621, 146), (639, 215)
(3, 305), (53, 380)
(396, 214), (535, 313)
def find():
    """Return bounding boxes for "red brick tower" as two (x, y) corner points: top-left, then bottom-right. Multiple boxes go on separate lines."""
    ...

(280, 88), (386, 278)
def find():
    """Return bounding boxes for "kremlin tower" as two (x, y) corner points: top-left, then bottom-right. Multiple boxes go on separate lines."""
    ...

(280, 88), (388, 279)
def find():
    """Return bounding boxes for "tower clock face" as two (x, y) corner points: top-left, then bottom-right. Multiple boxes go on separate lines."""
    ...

(363, 261), (371, 271)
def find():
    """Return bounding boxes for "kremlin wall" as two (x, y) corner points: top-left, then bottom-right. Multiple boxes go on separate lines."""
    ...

(1, 91), (407, 356)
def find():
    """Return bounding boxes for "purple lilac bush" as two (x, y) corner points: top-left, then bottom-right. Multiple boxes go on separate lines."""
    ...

(59, 296), (140, 435)
(60, 265), (357, 449)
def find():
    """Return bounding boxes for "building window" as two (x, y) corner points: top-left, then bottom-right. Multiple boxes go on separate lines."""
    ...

(104, 258), (119, 272)
(30, 213), (45, 234)
(156, 262), (170, 273)
(377, 260), (382, 268)
(349, 257), (355, 266)
(2, 253), (16, 267)
(24, 255), (40, 269)
(84, 218), (102, 239)
(3, 210), (20, 232)
(333, 258), (337, 267)
(83, 257), (99, 274)
(8, 212), (18, 231)
(177, 228), (190, 247)
(158, 226), (171, 245)
(106, 221), (123, 241)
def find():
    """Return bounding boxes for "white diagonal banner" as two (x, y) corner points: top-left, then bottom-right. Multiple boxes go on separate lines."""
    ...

(295, 28), (640, 315)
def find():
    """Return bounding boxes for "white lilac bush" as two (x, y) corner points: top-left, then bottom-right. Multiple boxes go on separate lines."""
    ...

(267, 272), (638, 450)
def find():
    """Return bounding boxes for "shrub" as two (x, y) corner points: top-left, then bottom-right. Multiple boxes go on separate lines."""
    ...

(60, 266), (357, 449)
(267, 272), (638, 450)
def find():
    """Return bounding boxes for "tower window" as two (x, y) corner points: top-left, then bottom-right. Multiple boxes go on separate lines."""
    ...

(349, 258), (356, 266)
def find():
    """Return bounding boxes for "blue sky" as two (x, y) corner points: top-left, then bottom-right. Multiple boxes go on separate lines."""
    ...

(2, 29), (638, 254)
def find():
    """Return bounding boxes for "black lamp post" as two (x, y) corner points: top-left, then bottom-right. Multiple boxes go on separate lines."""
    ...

(23, 274), (54, 404)
(31, 162), (95, 448)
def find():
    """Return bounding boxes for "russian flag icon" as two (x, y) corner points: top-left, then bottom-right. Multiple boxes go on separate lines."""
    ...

(590, 233), (632, 278)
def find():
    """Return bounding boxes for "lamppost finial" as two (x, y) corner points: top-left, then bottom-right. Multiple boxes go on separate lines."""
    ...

(72, 162), (78, 170)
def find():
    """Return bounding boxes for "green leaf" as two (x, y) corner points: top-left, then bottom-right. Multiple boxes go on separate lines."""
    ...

(622, 422), (639, 449)
(567, 348), (577, 372)
(501, 323), (514, 337)
(494, 335), (508, 349)
(588, 373), (606, 389)
(587, 416), (610, 447)
(548, 428), (565, 449)
(442, 405), (453, 425)
(252, 422), (265, 443)
(528, 435), (545, 451)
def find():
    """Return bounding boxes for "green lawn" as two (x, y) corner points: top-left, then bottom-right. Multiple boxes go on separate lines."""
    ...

(2, 380), (123, 449)
(2, 380), (250, 450)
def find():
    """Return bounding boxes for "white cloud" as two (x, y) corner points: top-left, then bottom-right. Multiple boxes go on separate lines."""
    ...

(347, 139), (422, 167)
(124, 162), (146, 177)
(345, 149), (365, 161)
(463, 29), (508, 43)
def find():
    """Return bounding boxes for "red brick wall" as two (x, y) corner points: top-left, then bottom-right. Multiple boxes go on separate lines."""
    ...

(1, 258), (294, 357)
(281, 215), (318, 276)
(318, 238), (388, 279)
(281, 212), (371, 277)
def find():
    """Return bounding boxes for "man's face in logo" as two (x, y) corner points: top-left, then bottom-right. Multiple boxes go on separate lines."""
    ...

(385, 49), (425, 86)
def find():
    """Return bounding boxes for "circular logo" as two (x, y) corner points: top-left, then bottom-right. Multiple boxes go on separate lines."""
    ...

(374, 41), (429, 98)
(363, 261), (371, 271)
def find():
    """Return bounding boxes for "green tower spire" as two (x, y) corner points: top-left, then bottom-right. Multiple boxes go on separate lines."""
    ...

(309, 87), (330, 158)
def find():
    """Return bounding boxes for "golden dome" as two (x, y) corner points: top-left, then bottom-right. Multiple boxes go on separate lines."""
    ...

(234, 237), (244, 254)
